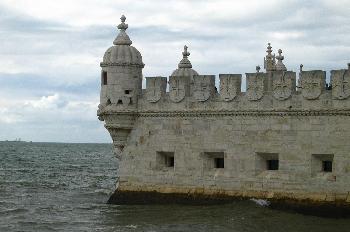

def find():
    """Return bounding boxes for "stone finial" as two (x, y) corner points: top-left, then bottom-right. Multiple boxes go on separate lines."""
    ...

(297, 64), (303, 88)
(275, 49), (287, 71)
(183, 45), (190, 58)
(114, 15), (132, 46)
(267, 43), (272, 55)
(178, 45), (193, 68)
(118, 15), (128, 30)
(256, 65), (261, 73)
(264, 42), (276, 71)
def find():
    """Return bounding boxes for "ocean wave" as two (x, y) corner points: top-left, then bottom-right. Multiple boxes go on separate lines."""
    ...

(250, 198), (270, 207)
(0, 208), (29, 215)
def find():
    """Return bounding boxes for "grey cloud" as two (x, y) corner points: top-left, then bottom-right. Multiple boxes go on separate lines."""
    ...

(0, 73), (100, 100)
(0, 1), (350, 142)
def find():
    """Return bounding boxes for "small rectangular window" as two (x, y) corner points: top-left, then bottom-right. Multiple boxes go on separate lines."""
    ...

(125, 90), (131, 94)
(203, 152), (225, 170)
(256, 153), (279, 174)
(166, 156), (174, 167)
(322, 160), (332, 172)
(215, 157), (224, 168)
(267, 160), (279, 170)
(102, 71), (107, 85)
(311, 154), (334, 175)
(156, 151), (175, 170)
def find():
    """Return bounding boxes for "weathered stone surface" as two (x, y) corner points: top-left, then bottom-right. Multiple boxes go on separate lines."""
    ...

(300, 70), (326, 100)
(246, 72), (267, 101)
(193, 75), (215, 102)
(219, 74), (241, 102)
(272, 71), (296, 100)
(169, 76), (188, 103)
(331, 69), (350, 100)
(146, 76), (167, 103)
(98, 17), (350, 205)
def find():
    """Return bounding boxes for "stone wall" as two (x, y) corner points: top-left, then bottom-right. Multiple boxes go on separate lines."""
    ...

(97, 67), (350, 204)
(98, 15), (350, 204)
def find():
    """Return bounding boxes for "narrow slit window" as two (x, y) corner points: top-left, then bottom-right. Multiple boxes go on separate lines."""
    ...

(102, 71), (107, 85)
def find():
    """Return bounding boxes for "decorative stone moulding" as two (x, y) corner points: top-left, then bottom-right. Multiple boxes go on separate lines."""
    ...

(300, 70), (326, 100)
(169, 76), (189, 103)
(331, 68), (350, 100)
(193, 75), (215, 102)
(246, 72), (267, 101)
(272, 71), (296, 100)
(219, 74), (242, 102)
(136, 109), (350, 118)
(103, 113), (136, 159)
(146, 76), (167, 103)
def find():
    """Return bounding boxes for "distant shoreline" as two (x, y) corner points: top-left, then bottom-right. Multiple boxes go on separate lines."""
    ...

(0, 141), (112, 144)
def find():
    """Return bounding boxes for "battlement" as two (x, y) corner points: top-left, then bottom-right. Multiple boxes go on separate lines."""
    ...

(140, 67), (350, 113)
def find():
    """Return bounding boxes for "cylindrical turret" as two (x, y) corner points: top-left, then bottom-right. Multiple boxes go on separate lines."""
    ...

(99, 15), (144, 109)
(98, 15), (144, 158)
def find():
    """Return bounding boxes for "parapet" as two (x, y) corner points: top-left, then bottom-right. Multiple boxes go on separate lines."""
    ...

(139, 44), (350, 113)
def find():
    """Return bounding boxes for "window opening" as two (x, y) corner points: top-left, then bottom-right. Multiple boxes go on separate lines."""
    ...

(102, 71), (107, 85)
(215, 157), (224, 168)
(267, 160), (279, 170)
(322, 160), (332, 172)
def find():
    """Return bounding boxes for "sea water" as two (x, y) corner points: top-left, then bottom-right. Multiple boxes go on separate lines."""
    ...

(1, 142), (349, 232)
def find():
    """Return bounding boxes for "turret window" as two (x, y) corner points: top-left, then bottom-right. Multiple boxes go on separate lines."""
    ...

(102, 71), (107, 85)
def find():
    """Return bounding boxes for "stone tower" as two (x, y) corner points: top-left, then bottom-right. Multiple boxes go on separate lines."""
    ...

(98, 15), (144, 158)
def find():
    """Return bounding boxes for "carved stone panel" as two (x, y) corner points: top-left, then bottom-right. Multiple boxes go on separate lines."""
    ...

(300, 70), (326, 100)
(331, 69), (350, 100)
(169, 76), (187, 103)
(219, 74), (241, 101)
(246, 73), (267, 101)
(272, 71), (296, 100)
(146, 76), (167, 103)
(193, 75), (215, 102)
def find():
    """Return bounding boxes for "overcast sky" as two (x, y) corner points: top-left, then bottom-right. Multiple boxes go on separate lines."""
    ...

(0, 0), (349, 143)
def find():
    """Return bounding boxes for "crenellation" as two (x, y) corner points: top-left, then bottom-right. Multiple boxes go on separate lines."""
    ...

(193, 75), (216, 102)
(300, 70), (326, 100)
(219, 74), (242, 101)
(145, 76), (167, 103)
(98, 16), (350, 205)
(331, 68), (350, 100)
